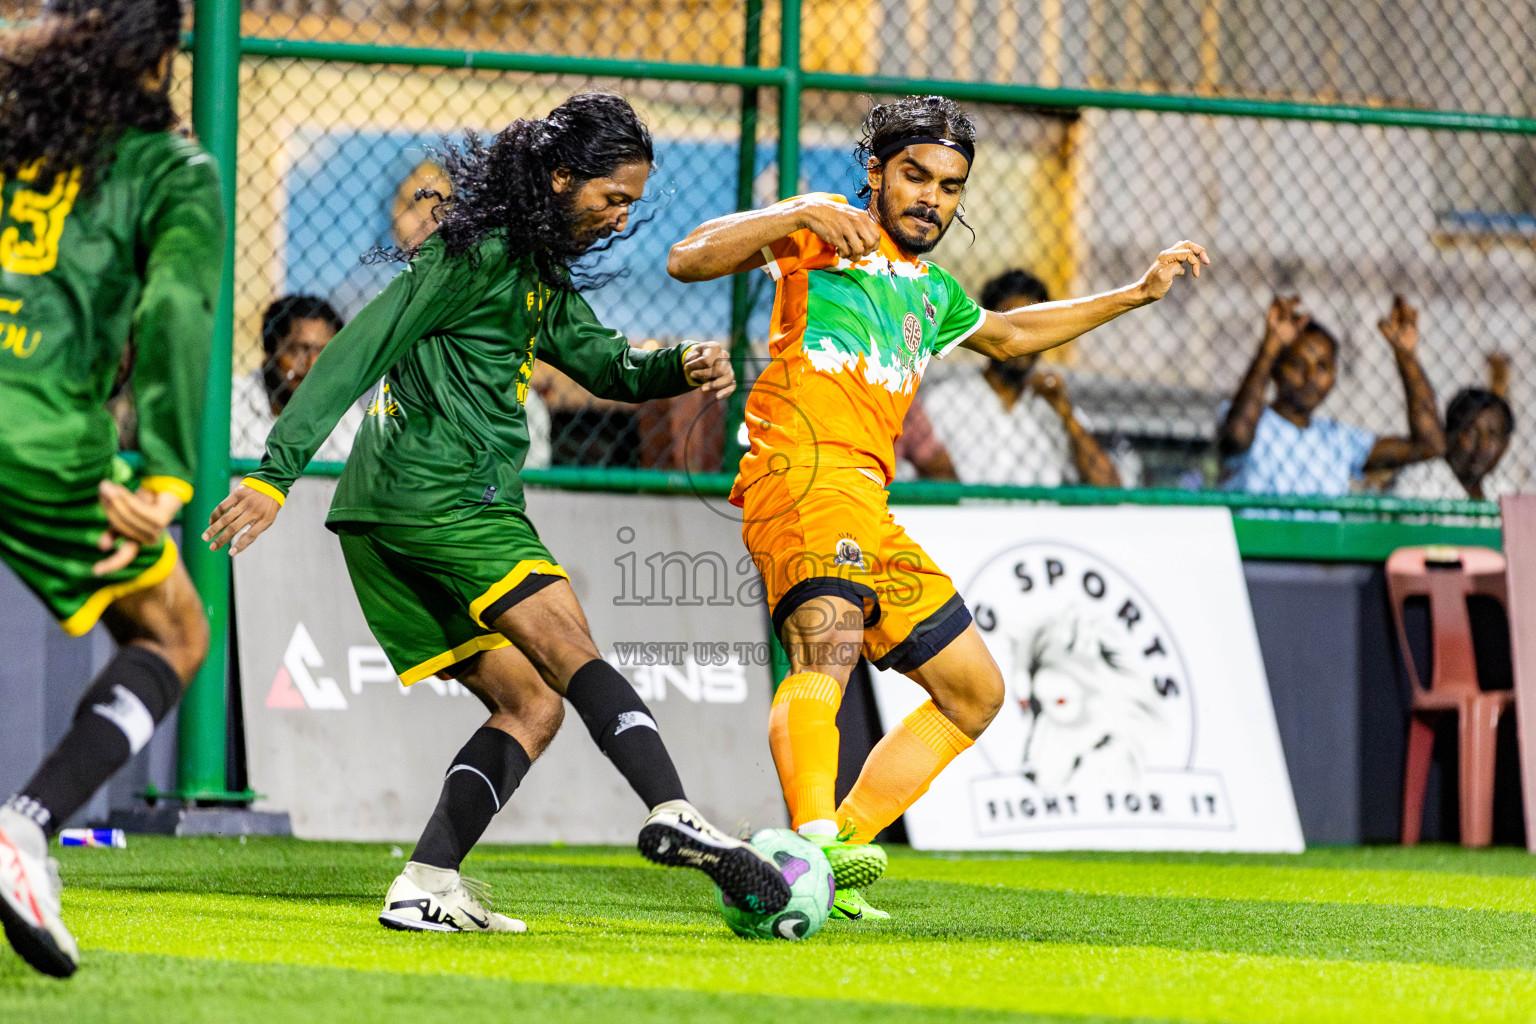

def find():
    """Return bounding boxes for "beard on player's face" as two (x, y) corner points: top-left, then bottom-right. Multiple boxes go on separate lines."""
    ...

(557, 191), (618, 252)
(874, 186), (949, 255)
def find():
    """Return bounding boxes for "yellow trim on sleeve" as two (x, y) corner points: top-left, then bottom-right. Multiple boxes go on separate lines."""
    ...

(681, 343), (701, 386)
(240, 477), (287, 507)
(59, 538), (179, 637)
(140, 476), (194, 504)
(468, 559), (568, 627)
(398, 633), (512, 686)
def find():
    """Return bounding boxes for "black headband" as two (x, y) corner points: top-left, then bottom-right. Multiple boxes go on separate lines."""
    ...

(873, 135), (975, 166)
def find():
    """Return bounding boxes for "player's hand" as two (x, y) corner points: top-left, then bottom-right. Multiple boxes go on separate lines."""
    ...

(1264, 294), (1308, 350)
(1136, 240), (1209, 303)
(202, 483), (282, 556)
(1029, 370), (1073, 416)
(683, 341), (737, 401)
(93, 482), (182, 577)
(793, 196), (882, 260)
(1377, 294), (1419, 355)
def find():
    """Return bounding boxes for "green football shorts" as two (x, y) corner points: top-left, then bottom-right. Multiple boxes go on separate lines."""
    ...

(0, 482), (177, 636)
(335, 508), (568, 686)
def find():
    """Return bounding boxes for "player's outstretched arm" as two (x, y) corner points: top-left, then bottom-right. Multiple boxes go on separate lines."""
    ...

(667, 195), (881, 281)
(202, 482), (282, 556)
(962, 240), (1209, 361)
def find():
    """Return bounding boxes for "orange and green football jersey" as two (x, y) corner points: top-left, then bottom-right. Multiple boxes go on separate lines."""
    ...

(729, 194), (985, 505)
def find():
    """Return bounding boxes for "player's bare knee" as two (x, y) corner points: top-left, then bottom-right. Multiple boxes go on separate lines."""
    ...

(935, 674), (1003, 739)
(105, 595), (207, 684)
(517, 631), (600, 690)
(788, 656), (855, 688)
(531, 689), (565, 743)
(174, 608), (211, 683)
(148, 600), (208, 684)
(491, 606), (600, 688)
(975, 673), (1005, 729)
(962, 674), (1005, 735)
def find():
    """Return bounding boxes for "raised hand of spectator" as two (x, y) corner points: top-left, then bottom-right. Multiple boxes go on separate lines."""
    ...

(1488, 352), (1511, 398)
(1219, 294), (1306, 461)
(1376, 294), (1419, 355)
(1029, 369), (1074, 418)
(1029, 369), (1121, 488)
(1362, 294), (1445, 472)
(1264, 295), (1308, 352)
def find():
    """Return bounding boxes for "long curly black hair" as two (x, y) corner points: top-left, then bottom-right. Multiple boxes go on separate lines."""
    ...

(0, 0), (183, 196)
(855, 95), (976, 202)
(387, 92), (655, 291)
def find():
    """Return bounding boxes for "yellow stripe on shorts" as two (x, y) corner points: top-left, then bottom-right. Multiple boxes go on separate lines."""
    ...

(59, 537), (179, 637)
(398, 633), (512, 686)
(468, 558), (568, 627)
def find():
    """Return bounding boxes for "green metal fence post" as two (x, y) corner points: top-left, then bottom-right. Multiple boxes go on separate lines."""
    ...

(777, 0), (802, 200)
(181, 0), (240, 802)
(721, 0), (764, 473)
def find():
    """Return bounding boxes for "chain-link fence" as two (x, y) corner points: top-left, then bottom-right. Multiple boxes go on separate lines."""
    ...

(100, 3), (1536, 514)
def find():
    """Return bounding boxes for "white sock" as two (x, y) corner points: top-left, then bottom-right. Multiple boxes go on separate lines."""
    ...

(797, 818), (837, 839)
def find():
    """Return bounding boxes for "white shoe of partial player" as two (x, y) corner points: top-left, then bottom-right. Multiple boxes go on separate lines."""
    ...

(0, 806), (79, 978)
(378, 861), (527, 933)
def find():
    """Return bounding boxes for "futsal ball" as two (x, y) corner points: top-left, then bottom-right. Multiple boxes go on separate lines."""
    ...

(716, 828), (835, 940)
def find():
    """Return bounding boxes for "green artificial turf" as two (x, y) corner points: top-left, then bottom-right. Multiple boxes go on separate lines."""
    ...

(2, 838), (1534, 1023)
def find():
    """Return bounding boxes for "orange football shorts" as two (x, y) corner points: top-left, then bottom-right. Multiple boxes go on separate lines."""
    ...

(739, 465), (971, 673)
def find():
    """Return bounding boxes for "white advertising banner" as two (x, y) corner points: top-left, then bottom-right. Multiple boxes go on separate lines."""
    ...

(870, 505), (1304, 853)
(233, 477), (788, 843)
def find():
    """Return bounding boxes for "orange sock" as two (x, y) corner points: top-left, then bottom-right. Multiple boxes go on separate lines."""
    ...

(767, 671), (844, 829)
(837, 700), (972, 843)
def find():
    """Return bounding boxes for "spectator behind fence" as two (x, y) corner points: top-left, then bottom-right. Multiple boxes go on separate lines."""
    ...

(1218, 295), (1444, 497)
(231, 296), (364, 461)
(894, 395), (957, 479)
(330, 158), (447, 322)
(926, 269), (1120, 487)
(1394, 387), (1515, 501)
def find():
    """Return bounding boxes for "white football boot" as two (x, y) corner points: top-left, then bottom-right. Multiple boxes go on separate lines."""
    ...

(378, 861), (527, 933)
(637, 799), (791, 915)
(0, 805), (79, 977)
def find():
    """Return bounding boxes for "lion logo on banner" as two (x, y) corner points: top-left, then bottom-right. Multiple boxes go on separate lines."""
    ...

(1010, 612), (1168, 790)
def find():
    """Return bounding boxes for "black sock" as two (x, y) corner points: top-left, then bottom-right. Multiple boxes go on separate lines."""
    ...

(410, 727), (531, 871)
(7, 646), (182, 836)
(564, 659), (686, 810)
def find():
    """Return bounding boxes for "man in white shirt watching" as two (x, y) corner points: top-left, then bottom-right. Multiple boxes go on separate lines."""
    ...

(925, 268), (1120, 488)
(231, 294), (363, 462)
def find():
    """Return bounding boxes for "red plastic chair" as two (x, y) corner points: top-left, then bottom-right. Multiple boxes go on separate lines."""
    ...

(1385, 546), (1514, 847)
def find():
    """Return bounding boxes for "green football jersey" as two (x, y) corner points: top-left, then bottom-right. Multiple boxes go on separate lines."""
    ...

(247, 234), (694, 527)
(0, 128), (224, 502)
